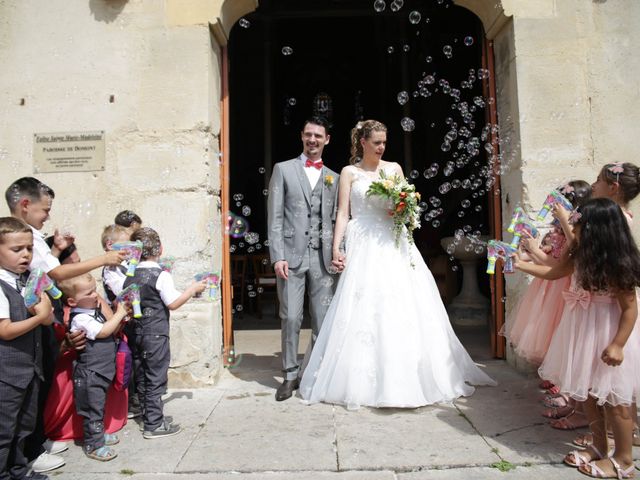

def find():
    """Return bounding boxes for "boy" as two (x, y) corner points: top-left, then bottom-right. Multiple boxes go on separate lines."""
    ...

(4, 177), (125, 473)
(0, 217), (53, 480)
(57, 274), (127, 461)
(100, 224), (130, 305)
(123, 227), (206, 438)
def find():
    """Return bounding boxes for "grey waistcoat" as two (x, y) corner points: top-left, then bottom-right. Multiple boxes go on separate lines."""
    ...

(0, 278), (43, 388)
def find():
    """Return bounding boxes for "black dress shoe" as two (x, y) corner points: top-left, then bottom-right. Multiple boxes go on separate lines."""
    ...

(275, 378), (299, 401)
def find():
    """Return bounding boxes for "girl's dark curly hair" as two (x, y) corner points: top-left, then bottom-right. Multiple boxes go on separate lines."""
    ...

(573, 198), (640, 292)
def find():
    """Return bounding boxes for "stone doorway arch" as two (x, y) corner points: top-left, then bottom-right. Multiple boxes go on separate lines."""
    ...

(217, 0), (517, 364)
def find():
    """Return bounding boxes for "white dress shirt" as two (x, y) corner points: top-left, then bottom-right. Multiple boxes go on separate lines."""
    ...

(29, 226), (60, 273)
(0, 268), (20, 319)
(300, 154), (322, 188)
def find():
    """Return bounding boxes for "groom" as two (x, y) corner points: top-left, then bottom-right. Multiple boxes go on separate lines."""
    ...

(267, 116), (340, 401)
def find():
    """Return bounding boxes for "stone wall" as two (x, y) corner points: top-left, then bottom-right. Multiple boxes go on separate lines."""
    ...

(0, 0), (224, 386)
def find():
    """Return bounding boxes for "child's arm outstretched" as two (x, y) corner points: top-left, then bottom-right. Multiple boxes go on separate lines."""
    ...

(0, 293), (52, 341)
(514, 250), (573, 280)
(167, 279), (207, 311)
(601, 290), (638, 366)
(521, 235), (555, 266)
(47, 250), (126, 282)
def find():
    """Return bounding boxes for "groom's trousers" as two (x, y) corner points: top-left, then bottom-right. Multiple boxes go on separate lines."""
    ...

(277, 246), (335, 381)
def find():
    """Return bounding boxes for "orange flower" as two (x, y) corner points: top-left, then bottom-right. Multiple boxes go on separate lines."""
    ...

(399, 192), (407, 199)
(396, 201), (406, 212)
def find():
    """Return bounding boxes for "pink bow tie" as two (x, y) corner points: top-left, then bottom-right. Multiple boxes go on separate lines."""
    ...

(563, 289), (591, 310)
(305, 159), (323, 170)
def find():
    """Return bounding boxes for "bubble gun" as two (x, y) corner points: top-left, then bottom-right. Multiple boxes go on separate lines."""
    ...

(537, 190), (573, 222)
(510, 217), (539, 248)
(112, 241), (143, 276)
(507, 207), (527, 234)
(486, 240), (517, 275)
(23, 268), (63, 308)
(194, 272), (221, 300)
(116, 284), (142, 318)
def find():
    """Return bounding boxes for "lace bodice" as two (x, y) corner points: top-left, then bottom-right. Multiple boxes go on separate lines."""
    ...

(349, 167), (395, 221)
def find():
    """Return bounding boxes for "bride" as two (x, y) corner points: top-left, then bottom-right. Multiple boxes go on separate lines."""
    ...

(299, 119), (496, 410)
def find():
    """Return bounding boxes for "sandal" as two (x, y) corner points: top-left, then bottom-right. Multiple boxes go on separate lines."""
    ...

(543, 405), (574, 419)
(85, 445), (117, 462)
(551, 411), (589, 430)
(542, 393), (569, 409)
(578, 457), (635, 478)
(564, 444), (608, 468)
(573, 431), (615, 448)
(104, 433), (119, 446)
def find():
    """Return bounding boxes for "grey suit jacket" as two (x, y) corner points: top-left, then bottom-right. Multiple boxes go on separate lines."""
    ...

(267, 157), (339, 272)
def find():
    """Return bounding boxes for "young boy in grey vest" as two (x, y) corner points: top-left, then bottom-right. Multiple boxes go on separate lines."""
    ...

(58, 273), (127, 461)
(123, 227), (206, 438)
(0, 217), (53, 480)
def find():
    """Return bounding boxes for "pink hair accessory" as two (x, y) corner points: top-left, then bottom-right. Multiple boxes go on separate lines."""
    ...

(568, 210), (582, 224)
(608, 162), (624, 175)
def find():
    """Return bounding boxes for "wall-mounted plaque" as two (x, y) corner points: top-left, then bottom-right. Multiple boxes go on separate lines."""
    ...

(33, 131), (105, 173)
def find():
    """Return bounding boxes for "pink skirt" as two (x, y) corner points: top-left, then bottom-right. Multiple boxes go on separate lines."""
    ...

(505, 276), (570, 365)
(539, 291), (640, 406)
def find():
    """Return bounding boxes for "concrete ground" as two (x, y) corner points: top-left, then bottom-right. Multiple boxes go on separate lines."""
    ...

(52, 329), (638, 479)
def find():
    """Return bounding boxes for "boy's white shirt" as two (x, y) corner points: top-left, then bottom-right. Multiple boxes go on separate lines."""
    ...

(29, 225), (60, 273)
(69, 307), (104, 341)
(103, 264), (127, 297)
(0, 267), (20, 318)
(137, 260), (181, 306)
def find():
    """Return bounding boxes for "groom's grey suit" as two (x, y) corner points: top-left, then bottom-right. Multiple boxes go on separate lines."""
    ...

(268, 156), (339, 380)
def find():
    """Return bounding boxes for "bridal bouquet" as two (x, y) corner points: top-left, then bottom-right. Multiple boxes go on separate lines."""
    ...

(366, 170), (422, 247)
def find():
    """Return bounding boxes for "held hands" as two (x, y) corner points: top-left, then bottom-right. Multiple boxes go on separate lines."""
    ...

(331, 252), (346, 273)
(274, 260), (289, 280)
(601, 343), (624, 366)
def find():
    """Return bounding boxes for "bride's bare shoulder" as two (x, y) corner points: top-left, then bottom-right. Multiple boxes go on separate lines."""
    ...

(341, 165), (358, 176)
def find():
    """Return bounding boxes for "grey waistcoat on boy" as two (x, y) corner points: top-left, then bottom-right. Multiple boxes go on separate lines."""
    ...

(123, 267), (170, 336)
(71, 309), (117, 380)
(0, 279), (43, 388)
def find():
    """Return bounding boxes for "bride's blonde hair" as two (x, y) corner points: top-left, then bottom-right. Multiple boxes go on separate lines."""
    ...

(349, 120), (387, 165)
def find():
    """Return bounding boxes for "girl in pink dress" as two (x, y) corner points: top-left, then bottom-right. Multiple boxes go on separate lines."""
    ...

(505, 180), (591, 366)
(516, 197), (640, 479)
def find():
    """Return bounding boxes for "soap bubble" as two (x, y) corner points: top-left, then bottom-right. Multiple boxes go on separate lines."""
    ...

(464, 36), (474, 46)
(387, 46), (395, 54)
(461, 199), (471, 208)
(397, 91), (409, 105)
(258, 167), (266, 174)
(429, 196), (441, 207)
(373, 0), (386, 12)
(227, 212), (249, 238)
(233, 193), (244, 201)
(409, 170), (419, 179)
(400, 117), (415, 132)
(432, 220), (440, 228)
(424, 75), (435, 84)
(239, 18), (250, 28)
(390, 0), (404, 11)
(443, 45), (453, 58)
(244, 232), (259, 244)
(288, 97), (297, 106)
(441, 142), (451, 152)
(402, 44), (410, 52)
(439, 182), (451, 194)
(242, 205), (252, 216)
(425, 55), (433, 63)
(281, 46), (293, 56)
(409, 10), (421, 24)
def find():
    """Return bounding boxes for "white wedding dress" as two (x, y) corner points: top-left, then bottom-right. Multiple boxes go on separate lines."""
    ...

(299, 167), (496, 410)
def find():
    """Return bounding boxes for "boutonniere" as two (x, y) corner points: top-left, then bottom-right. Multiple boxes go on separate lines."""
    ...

(324, 175), (334, 187)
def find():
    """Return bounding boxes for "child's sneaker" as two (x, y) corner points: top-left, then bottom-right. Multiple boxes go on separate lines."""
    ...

(138, 415), (173, 431)
(142, 419), (181, 439)
(127, 403), (142, 419)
